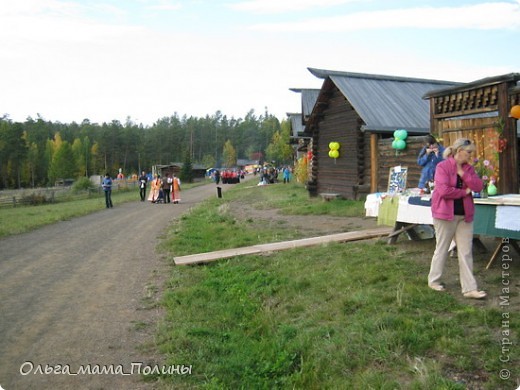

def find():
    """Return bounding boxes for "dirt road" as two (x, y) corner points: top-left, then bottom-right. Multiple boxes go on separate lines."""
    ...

(0, 181), (230, 389)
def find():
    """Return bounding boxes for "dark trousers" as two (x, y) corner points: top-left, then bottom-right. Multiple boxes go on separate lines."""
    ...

(140, 187), (146, 201)
(164, 189), (171, 203)
(105, 190), (113, 208)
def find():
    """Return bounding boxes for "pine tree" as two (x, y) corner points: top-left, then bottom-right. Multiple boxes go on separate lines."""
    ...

(180, 150), (193, 183)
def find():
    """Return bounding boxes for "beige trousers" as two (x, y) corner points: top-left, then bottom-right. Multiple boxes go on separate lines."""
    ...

(428, 216), (478, 293)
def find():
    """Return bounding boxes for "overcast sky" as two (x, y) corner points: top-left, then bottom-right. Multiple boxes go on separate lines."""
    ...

(1, 0), (519, 126)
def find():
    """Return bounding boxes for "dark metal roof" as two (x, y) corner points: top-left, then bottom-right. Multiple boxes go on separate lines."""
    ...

(307, 67), (461, 133)
(290, 88), (320, 120)
(287, 112), (304, 138)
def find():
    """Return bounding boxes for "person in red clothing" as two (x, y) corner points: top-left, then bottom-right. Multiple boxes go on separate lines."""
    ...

(428, 138), (486, 299)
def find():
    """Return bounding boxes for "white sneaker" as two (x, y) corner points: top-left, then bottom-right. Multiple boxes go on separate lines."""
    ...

(463, 290), (487, 299)
(429, 284), (446, 292)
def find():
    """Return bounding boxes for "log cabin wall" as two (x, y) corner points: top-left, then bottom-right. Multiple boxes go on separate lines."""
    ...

(427, 74), (520, 194)
(509, 86), (520, 187)
(376, 136), (429, 191)
(315, 87), (367, 199)
(434, 117), (501, 182)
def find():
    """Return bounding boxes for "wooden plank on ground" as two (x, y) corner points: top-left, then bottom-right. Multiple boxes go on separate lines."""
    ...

(174, 227), (393, 266)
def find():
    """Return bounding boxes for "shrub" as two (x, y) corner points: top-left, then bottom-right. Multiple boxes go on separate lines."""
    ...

(72, 177), (94, 193)
(21, 193), (47, 205)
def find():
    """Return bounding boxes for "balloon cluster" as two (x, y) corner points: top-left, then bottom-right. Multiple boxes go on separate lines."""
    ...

(511, 105), (520, 119)
(328, 142), (340, 159)
(392, 129), (408, 150)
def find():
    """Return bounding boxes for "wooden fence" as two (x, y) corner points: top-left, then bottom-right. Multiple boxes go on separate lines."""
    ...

(0, 180), (139, 209)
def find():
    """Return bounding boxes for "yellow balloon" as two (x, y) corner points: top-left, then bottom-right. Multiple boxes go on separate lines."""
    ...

(331, 150), (339, 158)
(328, 150), (335, 158)
(329, 142), (340, 151)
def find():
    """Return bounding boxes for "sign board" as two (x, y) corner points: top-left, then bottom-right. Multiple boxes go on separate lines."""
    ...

(387, 166), (407, 193)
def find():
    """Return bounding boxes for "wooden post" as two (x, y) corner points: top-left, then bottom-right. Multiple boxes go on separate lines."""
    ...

(498, 83), (519, 194)
(370, 133), (379, 193)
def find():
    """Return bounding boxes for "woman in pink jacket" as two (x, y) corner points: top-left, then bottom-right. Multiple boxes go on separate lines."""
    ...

(428, 138), (486, 299)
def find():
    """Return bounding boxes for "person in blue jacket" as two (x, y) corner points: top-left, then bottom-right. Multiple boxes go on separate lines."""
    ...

(417, 135), (445, 191)
(102, 173), (113, 208)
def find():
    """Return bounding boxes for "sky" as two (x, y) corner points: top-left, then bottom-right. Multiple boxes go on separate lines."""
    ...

(1, 0), (519, 126)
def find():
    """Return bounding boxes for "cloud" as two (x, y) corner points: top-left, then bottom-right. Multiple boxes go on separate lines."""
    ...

(142, 0), (183, 11)
(250, 2), (520, 31)
(228, 0), (360, 14)
(0, 0), (143, 45)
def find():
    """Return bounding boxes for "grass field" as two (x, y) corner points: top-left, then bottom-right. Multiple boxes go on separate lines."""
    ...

(153, 181), (519, 389)
(0, 181), (203, 238)
(0, 189), (138, 237)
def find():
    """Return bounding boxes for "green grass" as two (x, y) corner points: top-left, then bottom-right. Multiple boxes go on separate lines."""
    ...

(0, 191), (129, 237)
(154, 181), (519, 389)
(227, 181), (366, 217)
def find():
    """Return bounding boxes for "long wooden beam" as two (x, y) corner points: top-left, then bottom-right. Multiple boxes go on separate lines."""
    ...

(174, 227), (393, 266)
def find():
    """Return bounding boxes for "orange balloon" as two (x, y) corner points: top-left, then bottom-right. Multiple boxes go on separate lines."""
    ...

(511, 105), (520, 119)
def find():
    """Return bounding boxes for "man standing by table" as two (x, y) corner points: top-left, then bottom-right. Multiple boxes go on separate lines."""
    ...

(417, 134), (445, 192)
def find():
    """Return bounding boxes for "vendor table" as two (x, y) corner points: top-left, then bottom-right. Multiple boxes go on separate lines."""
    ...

(365, 194), (434, 243)
(472, 195), (520, 268)
(365, 193), (520, 266)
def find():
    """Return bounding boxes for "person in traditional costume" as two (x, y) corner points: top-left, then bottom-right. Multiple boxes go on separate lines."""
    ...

(148, 174), (162, 203)
(172, 174), (181, 204)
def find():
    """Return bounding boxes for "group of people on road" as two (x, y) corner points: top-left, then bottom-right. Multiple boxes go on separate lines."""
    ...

(139, 171), (181, 204)
(102, 170), (182, 208)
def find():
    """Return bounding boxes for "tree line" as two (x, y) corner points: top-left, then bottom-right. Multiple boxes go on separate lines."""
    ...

(0, 109), (294, 189)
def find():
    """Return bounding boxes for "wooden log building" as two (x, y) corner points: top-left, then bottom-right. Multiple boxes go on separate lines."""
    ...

(301, 68), (460, 199)
(424, 73), (520, 194)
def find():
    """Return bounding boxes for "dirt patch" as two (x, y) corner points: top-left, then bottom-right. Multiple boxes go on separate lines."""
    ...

(229, 202), (379, 236)
(229, 202), (520, 312)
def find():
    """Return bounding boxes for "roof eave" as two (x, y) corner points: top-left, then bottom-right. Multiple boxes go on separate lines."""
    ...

(424, 73), (520, 99)
(308, 67), (461, 86)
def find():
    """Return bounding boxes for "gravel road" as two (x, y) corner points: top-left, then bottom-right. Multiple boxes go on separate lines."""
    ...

(0, 181), (231, 389)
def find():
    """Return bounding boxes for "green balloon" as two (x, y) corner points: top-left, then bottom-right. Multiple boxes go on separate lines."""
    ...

(395, 129), (408, 140)
(394, 139), (406, 150)
(487, 183), (497, 196)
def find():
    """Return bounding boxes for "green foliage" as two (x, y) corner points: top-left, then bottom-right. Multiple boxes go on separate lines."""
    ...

(72, 177), (94, 192)
(0, 110), (282, 189)
(222, 139), (237, 168)
(201, 154), (216, 169)
(49, 141), (76, 184)
(265, 121), (294, 165)
(179, 150), (194, 183)
(0, 121), (28, 188)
